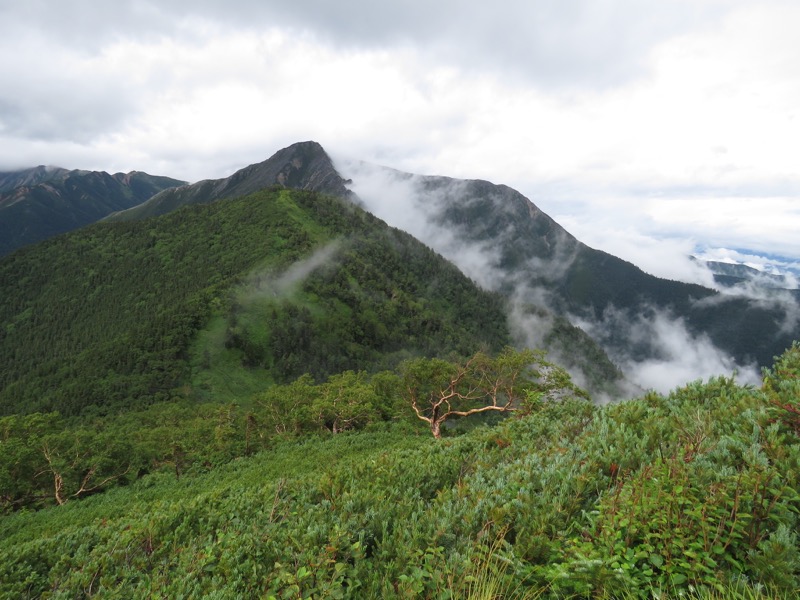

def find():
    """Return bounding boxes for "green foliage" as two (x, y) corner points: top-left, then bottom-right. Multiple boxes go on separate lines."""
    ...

(1, 188), (314, 416)
(0, 412), (136, 511)
(3, 230), (800, 600)
(254, 369), (399, 437)
(400, 347), (588, 437)
(2, 352), (800, 597)
(218, 221), (510, 385)
(545, 376), (800, 598)
(763, 341), (800, 436)
(0, 187), (509, 417)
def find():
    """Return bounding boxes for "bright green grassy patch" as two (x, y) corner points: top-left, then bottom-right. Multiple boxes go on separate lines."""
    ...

(189, 313), (276, 404)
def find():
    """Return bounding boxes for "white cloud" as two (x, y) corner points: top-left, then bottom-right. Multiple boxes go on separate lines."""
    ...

(572, 306), (761, 394)
(551, 194), (800, 285)
(695, 247), (800, 278)
(339, 161), (507, 290)
(555, 210), (697, 280)
(624, 312), (761, 394)
(0, 0), (798, 273)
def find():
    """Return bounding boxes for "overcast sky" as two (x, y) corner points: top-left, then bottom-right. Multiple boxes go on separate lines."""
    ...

(2, 0), (799, 280)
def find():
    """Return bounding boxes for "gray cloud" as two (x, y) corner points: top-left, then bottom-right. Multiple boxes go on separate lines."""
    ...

(1, 0), (797, 281)
(3, 0), (734, 89)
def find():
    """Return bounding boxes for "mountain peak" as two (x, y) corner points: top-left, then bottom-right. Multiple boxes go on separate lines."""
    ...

(229, 141), (350, 198)
(0, 165), (72, 193)
(107, 141), (350, 221)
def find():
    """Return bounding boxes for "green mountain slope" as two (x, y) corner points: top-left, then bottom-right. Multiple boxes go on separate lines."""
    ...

(102, 142), (626, 396)
(0, 186), (509, 417)
(2, 346), (799, 598)
(0, 167), (185, 256)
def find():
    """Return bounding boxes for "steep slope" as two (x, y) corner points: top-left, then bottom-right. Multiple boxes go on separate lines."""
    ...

(0, 186), (509, 417)
(0, 167), (185, 256)
(106, 141), (349, 221)
(102, 142), (625, 396)
(339, 162), (799, 379)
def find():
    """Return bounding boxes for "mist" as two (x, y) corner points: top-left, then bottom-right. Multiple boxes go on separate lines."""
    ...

(340, 160), (507, 290)
(337, 156), (764, 396)
(241, 240), (343, 303)
(573, 306), (761, 394)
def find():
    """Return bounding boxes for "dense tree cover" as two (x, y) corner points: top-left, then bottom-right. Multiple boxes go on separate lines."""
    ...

(0, 347), (798, 598)
(0, 186), (509, 416)
(0, 349), (542, 512)
(0, 189), (309, 415)
(220, 215), (509, 385)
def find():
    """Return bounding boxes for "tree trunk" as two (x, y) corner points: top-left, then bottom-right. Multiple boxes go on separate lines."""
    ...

(431, 420), (442, 439)
(53, 472), (65, 506)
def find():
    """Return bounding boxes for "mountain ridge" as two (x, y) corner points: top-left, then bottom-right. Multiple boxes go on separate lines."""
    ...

(0, 167), (185, 256)
(105, 141), (350, 222)
(0, 165), (76, 193)
(335, 155), (799, 380)
(6, 141), (797, 389)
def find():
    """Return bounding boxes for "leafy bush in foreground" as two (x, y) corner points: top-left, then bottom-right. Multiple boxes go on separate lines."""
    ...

(1, 348), (799, 598)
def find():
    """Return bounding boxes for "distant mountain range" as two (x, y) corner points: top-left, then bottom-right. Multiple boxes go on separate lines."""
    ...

(0, 166), (184, 256)
(696, 257), (799, 291)
(2, 141), (798, 395)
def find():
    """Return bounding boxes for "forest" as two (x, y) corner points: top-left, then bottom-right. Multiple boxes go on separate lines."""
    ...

(1, 187), (799, 598)
(0, 187), (509, 417)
